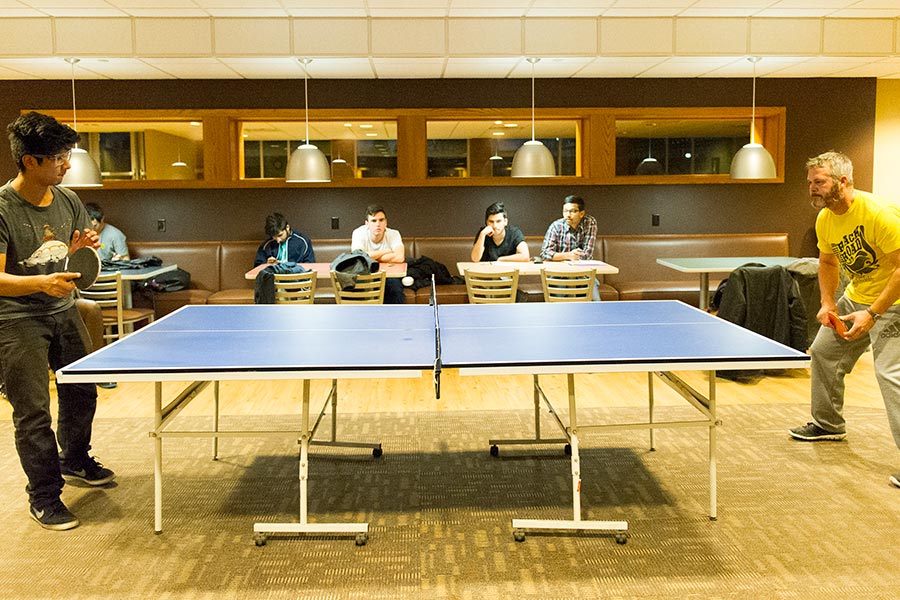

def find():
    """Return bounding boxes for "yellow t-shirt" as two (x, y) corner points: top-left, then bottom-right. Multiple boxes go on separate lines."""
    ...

(816, 190), (900, 305)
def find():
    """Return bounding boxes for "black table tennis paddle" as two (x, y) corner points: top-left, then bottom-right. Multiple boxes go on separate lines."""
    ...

(65, 246), (101, 290)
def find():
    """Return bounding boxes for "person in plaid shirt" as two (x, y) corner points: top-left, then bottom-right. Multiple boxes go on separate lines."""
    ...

(540, 195), (598, 262)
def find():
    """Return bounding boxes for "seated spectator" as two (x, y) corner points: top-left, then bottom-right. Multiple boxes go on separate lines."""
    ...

(254, 213), (315, 267)
(351, 204), (405, 304)
(85, 202), (129, 261)
(470, 202), (530, 262)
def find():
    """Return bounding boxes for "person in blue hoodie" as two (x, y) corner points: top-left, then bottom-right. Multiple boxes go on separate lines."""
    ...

(253, 213), (315, 266)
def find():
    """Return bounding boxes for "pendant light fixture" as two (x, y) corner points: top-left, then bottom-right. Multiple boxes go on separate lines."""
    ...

(511, 57), (555, 178)
(171, 148), (187, 168)
(729, 56), (776, 179)
(635, 122), (663, 175)
(285, 58), (331, 183)
(60, 57), (102, 188)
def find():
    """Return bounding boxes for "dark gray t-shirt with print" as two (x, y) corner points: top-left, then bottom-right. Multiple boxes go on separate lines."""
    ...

(0, 182), (91, 320)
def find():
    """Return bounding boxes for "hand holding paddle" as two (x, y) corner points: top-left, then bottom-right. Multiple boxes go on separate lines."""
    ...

(826, 311), (849, 337)
(64, 246), (101, 290)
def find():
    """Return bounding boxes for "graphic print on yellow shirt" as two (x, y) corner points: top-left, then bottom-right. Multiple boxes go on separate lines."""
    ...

(816, 191), (900, 305)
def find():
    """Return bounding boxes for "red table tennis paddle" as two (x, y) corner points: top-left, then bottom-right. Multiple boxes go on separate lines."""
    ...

(826, 311), (848, 336)
(65, 246), (101, 290)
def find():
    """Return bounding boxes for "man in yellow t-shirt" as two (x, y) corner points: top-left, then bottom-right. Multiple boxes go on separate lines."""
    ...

(790, 152), (900, 490)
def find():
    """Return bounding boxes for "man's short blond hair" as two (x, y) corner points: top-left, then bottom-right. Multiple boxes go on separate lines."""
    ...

(806, 151), (854, 187)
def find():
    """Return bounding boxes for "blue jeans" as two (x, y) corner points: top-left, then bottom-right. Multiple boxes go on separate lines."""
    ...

(0, 306), (97, 508)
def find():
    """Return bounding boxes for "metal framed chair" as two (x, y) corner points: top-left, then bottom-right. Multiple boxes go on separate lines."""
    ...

(331, 271), (386, 304)
(464, 268), (519, 304)
(274, 271), (317, 304)
(541, 268), (596, 302)
(78, 271), (155, 341)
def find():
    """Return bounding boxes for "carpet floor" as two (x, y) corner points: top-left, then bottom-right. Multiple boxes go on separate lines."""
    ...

(1, 403), (898, 599)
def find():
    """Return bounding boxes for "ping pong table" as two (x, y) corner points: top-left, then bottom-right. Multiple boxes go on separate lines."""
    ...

(57, 300), (809, 545)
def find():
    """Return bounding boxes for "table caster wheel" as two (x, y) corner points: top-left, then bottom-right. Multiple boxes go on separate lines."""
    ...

(254, 533), (267, 547)
(372, 447), (383, 458)
(355, 533), (368, 546)
(564, 444), (572, 456)
(490, 445), (499, 457)
(615, 533), (627, 545)
(513, 529), (525, 542)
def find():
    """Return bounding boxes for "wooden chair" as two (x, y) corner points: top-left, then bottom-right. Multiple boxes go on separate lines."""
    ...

(79, 271), (155, 341)
(464, 269), (519, 304)
(274, 271), (317, 304)
(331, 271), (386, 304)
(541, 268), (596, 302)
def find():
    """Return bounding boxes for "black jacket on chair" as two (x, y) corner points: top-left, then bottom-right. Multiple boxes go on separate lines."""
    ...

(716, 264), (808, 352)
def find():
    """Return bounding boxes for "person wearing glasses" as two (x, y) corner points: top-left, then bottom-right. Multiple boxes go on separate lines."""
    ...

(540, 195), (600, 300)
(253, 212), (315, 267)
(540, 195), (598, 262)
(0, 112), (115, 531)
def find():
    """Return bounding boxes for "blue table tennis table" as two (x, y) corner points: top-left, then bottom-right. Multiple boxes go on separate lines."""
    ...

(57, 301), (810, 545)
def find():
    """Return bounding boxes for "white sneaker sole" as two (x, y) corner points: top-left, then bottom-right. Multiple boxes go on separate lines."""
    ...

(788, 429), (847, 441)
(890, 475), (900, 489)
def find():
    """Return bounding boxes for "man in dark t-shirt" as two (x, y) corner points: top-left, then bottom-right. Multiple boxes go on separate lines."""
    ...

(0, 112), (115, 532)
(470, 202), (530, 262)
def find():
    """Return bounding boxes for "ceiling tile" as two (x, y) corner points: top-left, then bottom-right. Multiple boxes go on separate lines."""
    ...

(55, 18), (133, 55)
(219, 57), (304, 78)
(823, 18), (894, 54)
(448, 18), (521, 55)
(524, 18), (598, 55)
(135, 18), (213, 55)
(140, 58), (240, 78)
(0, 18), (53, 55)
(639, 56), (742, 77)
(294, 18), (369, 56)
(601, 18), (673, 55)
(72, 57), (174, 78)
(296, 57), (375, 78)
(213, 18), (291, 55)
(444, 57), (520, 77)
(508, 57), (594, 77)
(574, 56), (668, 77)
(371, 18), (445, 55)
(708, 56), (812, 76)
(750, 18), (820, 54)
(675, 18), (748, 55)
(372, 58), (446, 78)
(767, 56), (886, 76)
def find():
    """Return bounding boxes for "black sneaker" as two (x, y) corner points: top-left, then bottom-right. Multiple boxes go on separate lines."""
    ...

(891, 473), (900, 489)
(789, 422), (847, 441)
(30, 501), (79, 531)
(61, 456), (116, 486)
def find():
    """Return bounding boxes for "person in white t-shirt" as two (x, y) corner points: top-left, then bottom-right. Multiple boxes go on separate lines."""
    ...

(350, 204), (405, 303)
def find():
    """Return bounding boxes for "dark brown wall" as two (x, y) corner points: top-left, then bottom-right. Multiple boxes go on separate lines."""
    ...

(0, 77), (876, 257)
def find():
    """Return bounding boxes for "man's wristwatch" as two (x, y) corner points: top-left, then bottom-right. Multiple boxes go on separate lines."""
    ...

(866, 307), (881, 321)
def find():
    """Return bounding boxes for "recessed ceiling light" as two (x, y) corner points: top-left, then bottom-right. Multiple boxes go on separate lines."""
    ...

(343, 123), (352, 127)
(189, 121), (201, 126)
(504, 123), (518, 128)
(366, 133), (377, 137)
(359, 124), (374, 129)
(492, 132), (505, 136)
(494, 120), (503, 125)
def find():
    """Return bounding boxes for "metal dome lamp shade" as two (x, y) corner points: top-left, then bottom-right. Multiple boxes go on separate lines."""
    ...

(285, 58), (331, 183)
(60, 58), (102, 188)
(730, 56), (776, 180)
(635, 122), (663, 175)
(511, 58), (555, 178)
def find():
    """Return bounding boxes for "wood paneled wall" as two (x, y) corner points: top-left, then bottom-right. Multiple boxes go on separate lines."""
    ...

(0, 77), (876, 257)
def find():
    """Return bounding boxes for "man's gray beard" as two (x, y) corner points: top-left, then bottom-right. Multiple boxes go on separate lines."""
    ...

(810, 196), (828, 210)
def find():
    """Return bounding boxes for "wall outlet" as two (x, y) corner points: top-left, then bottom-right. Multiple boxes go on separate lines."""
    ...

(157, 218), (166, 232)
(331, 217), (340, 230)
(651, 214), (660, 227)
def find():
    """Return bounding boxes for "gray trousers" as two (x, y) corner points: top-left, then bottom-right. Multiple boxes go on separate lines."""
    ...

(809, 295), (900, 450)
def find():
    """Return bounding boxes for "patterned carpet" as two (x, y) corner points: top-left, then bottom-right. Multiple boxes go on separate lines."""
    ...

(0, 403), (898, 600)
